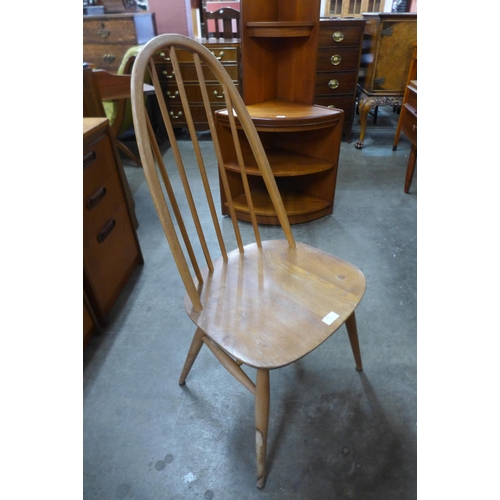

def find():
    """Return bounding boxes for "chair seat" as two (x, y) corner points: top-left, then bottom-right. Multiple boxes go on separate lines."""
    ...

(185, 240), (366, 369)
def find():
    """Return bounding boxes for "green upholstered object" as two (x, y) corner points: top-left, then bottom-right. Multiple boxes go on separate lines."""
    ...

(103, 45), (145, 137)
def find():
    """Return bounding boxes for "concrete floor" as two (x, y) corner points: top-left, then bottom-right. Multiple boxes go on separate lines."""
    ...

(83, 107), (417, 499)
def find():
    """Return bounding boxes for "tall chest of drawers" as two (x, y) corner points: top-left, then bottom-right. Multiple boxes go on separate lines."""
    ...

(315, 18), (365, 142)
(153, 40), (240, 131)
(83, 12), (156, 72)
(83, 118), (143, 332)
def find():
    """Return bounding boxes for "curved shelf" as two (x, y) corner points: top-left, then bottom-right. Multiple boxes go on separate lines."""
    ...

(224, 147), (334, 177)
(245, 21), (315, 38)
(217, 100), (343, 131)
(228, 189), (332, 225)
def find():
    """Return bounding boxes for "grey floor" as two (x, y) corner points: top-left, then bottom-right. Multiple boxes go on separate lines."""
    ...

(83, 106), (417, 499)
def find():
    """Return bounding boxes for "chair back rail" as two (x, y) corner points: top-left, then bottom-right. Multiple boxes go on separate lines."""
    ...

(131, 34), (294, 312)
(203, 8), (241, 39)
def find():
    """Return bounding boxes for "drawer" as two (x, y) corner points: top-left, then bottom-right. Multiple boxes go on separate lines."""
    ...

(156, 63), (239, 83)
(316, 47), (362, 72)
(84, 171), (125, 244)
(315, 72), (359, 96)
(318, 25), (364, 47)
(401, 104), (417, 146)
(84, 18), (139, 44)
(83, 44), (130, 72)
(160, 82), (239, 104)
(155, 47), (238, 64)
(314, 96), (356, 123)
(84, 134), (117, 196)
(84, 202), (139, 314)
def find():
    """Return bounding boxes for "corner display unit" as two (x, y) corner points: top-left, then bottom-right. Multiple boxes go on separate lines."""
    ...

(216, 0), (344, 225)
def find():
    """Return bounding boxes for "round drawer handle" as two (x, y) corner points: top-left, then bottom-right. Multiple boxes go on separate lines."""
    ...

(103, 54), (116, 63)
(330, 54), (342, 66)
(332, 31), (344, 43)
(169, 111), (184, 119)
(328, 79), (340, 90)
(167, 91), (179, 99)
(162, 69), (175, 79)
(213, 90), (225, 99)
(159, 52), (171, 61)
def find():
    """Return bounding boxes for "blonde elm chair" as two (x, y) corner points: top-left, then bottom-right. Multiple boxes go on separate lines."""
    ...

(130, 34), (366, 488)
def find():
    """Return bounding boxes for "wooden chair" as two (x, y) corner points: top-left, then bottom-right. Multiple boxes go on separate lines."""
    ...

(130, 34), (366, 489)
(202, 7), (240, 39)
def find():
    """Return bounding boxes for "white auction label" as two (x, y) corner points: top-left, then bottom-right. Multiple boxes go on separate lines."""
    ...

(322, 311), (339, 325)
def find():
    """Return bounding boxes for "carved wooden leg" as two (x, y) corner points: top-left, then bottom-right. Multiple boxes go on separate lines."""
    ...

(179, 327), (205, 385)
(355, 98), (376, 149)
(404, 144), (417, 194)
(345, 312), (363, 372)
(255, 369), (270, 488)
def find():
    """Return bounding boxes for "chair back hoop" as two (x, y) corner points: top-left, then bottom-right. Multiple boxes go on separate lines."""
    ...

(131, 34), (295, 312)
(203, 8), (240, 39)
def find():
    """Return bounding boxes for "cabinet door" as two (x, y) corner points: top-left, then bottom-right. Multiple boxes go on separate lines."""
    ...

(373, 20), (417, 92)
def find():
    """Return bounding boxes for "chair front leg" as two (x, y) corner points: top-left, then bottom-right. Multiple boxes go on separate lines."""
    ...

(255, 369), (270, 488)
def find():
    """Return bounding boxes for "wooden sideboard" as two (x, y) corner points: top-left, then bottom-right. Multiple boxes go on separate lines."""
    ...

(315, 17), (365, 142)
(83, 117), (143, 339)
(83, 12), (156, 72)
(153, 38), (241, 131)
(355, 13), (417, 149)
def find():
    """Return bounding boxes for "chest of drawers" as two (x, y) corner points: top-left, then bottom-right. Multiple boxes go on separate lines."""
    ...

(314, 18), (365, 142)
(83, 118), (143, 329)
(153, 40), (240, 131)
(83, 12), (156, 72)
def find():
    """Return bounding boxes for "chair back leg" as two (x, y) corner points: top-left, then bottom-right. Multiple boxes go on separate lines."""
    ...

(345, 312), (363, 372)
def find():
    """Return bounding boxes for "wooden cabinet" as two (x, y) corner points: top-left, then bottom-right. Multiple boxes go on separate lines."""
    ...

(357, 13), (417, 95)
(83, 118), (143, 328)
(355, 12), (417, 149)
(217, 0), (344, 225)
(83, 12), (156, 72)
(315, 18), (365, 142)
(153, 40), (240, 131)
